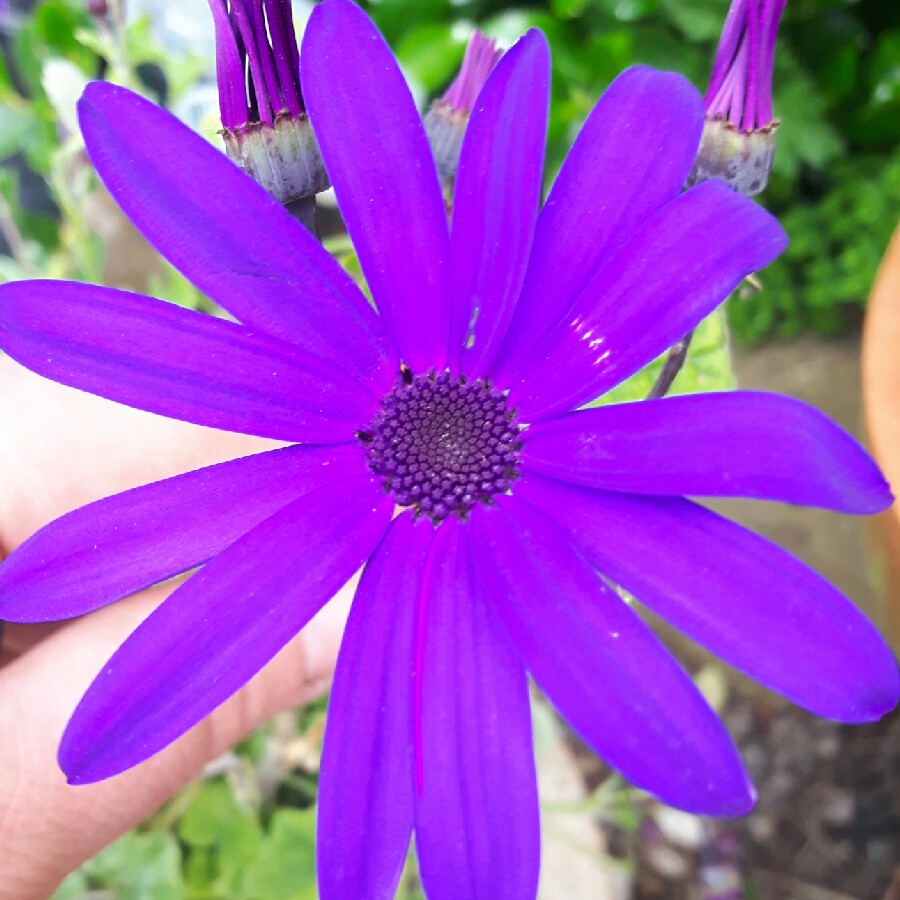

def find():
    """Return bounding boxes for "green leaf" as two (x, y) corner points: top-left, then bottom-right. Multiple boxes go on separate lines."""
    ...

(531, 695), (560, 757)
(177, 777), (263, 897)
(0, 104), (38, 160)
(183, 846), (219, 896)
(49, 870), (90, 899)
(594, 779), (642, 831)
(13, 22), (48, 99)
(594, 308), (734, 407)
(660, 0), (732, 42)
(34, 0), (93, 62)
(243, 809), (318, 900)
(82, 831), (186, 899)
(362, 0), (450, 44)
(147, 260), (211, 312)
(847, 29), (900, 144)
(551, 0), (593, 20)
(216, 816), (266, 898)
(395, 24), (466, 96)
(869, 29), (900, 107)
(583, 29), (634, 87)
(123, 16), (209, 101)
(772, 52), (845, 177)
(596, 0), (660, 23)
(629, 24), (706, 83)
(179, 781), (247, 849)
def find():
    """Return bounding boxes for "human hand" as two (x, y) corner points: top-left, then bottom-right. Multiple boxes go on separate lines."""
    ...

(0, 355), (351, 899)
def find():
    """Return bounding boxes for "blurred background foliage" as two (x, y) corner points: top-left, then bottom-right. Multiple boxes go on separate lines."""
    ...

(0, 0), (898, 340)
(0, 0), (896, 895)
(360, 0), (900, 342)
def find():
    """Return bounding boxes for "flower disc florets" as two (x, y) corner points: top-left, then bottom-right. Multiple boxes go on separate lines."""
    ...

(360, 367), (523, 522)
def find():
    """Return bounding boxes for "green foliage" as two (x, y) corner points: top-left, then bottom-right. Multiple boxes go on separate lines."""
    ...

(53, 831), (187, 899)
(242, 810), (318, 900)
(731, 148), (900, 341)
(0, 0), (212, 291)
(53, 770), (317, 899)
(597, 308), (735, 406)
(364, 0), (898, 344)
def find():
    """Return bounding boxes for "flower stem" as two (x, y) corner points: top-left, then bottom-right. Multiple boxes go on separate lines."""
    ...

(647, 330), (694, 399)
(0, 192), (38, 277)
(285, 195), (318, 237)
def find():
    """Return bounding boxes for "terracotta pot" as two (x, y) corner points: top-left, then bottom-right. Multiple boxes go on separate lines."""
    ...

(862, 220), (900, 649)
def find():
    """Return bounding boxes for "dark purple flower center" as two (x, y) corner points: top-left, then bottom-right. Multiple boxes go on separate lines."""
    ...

(359, 368), (523, 522)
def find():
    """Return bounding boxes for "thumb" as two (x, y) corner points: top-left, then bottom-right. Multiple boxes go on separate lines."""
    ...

(0, 578), (352, 900)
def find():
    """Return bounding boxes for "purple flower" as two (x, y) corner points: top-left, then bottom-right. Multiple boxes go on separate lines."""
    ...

(688, 0), (787, 196)
(209, 0), (328, 205)
(0, 0), (896, 896)
(424, 30), (503, 194)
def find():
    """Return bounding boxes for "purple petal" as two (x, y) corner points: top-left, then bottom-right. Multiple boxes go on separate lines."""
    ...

(78, 82), (394, 391)
(491, 67), (705, 382)
(60, 475), (393, 783)
(506, 181), (788, 420)
(414, 518), (539, 900)
(517, 474), (900, 723)
(208, 0), (245, 128)
(301, 0), (450, 373)
(318, 512), (434, 900)
(471, 496), (754, 816)
(522, 391), (892, 513)
(263, 0), (303, 118)
(705, 0), (744, 106)
(449, 30), (548, 377)
(0, 280), (371, 441)
(228, 0), (279, 124)
(0, 445), (366, 623)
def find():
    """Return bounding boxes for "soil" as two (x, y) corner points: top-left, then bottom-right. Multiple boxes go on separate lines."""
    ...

(574, 690), (900, 900)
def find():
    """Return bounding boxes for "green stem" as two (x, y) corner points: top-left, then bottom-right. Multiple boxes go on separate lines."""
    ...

(0, 192), (38, 277)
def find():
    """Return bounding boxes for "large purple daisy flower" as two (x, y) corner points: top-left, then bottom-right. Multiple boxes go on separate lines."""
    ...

(0, 1), (895, 896)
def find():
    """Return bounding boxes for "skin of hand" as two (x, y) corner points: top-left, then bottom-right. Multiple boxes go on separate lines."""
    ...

(0, 355), (352, 899)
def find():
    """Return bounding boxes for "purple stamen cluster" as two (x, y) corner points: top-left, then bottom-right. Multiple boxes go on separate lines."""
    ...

(361, 368), (522, 521)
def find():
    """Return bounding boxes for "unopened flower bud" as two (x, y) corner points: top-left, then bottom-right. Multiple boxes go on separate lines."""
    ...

(209, 0), (328, 205)
(424, 31), (502, 196)
(86, 0), (108, 19)
(687, 0), (787, 197)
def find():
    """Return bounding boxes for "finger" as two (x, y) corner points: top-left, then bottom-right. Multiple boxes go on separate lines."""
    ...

(0, 576), (353, 900)
(0, 355), (279, 554)
(0, 621), (61, 666)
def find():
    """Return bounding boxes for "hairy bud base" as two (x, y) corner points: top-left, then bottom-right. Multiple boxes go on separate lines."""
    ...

(222, 114), (329, 205)
(687, 116), (778, 198)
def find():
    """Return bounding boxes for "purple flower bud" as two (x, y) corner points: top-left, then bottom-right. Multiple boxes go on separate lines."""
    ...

(86, 0), (108, 19)
(208, 0), (328, 204)
(687, 0), (787, 197)
(423, 31), (502, 195)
